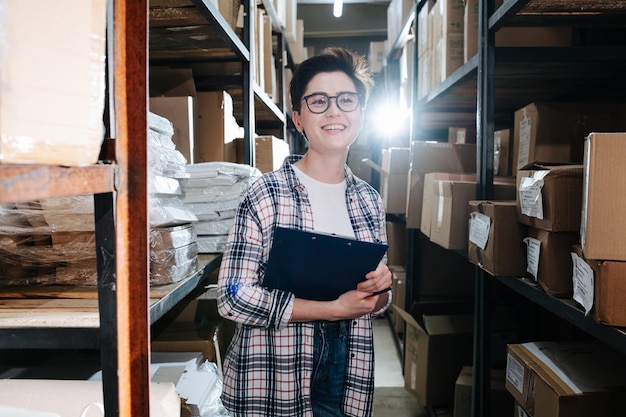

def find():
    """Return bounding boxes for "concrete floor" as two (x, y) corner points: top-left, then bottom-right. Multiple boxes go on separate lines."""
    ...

(372, 316), (428, 417)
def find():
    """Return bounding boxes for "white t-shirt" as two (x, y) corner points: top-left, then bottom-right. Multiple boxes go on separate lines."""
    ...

(292, 165), (355, 238)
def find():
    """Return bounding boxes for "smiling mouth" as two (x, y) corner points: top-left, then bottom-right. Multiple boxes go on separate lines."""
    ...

(322, 124), (345, 131)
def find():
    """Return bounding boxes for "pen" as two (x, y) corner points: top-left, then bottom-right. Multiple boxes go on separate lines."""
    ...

(372, 287), (392, 296)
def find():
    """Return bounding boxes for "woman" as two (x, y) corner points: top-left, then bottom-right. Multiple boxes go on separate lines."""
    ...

(217, 47), (392, 417)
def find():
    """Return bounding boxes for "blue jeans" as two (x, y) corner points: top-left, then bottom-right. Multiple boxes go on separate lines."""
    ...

(311, 320), (350, 417)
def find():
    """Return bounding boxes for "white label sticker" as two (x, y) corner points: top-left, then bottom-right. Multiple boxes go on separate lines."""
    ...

(519, 176), (544, 219)
(571, 252), (595, 315)
(524, 237), (541, 279)
(506, 353), (525, 394)
(517, 116), (532, 170)
(517, 404), (530, 417)
(469, 212), (491, 250)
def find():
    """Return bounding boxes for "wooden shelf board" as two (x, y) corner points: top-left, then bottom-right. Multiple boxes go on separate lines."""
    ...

(0, 164), (115, 204)
(0, 254), (221, 329)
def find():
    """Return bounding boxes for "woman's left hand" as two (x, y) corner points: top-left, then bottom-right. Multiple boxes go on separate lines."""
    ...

(357, 261), (392, 295)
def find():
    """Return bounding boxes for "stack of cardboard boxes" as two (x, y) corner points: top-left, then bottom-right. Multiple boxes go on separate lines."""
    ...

(387, 97), (626, 414)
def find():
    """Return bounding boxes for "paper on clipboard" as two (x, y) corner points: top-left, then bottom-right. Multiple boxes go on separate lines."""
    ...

(263, 227), (388, 301)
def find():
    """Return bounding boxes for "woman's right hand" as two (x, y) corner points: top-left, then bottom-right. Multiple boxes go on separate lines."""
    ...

(334, 289), (381, 319)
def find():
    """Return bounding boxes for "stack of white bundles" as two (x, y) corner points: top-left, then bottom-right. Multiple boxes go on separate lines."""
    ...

(148, 112), (197, 228)
(182, 162), (261, 253)
(148, 112), (199, 285)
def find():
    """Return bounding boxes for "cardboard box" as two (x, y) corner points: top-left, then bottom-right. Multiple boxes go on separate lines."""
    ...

(229, 135), (290, 173)
(386, 221), (407, 267)
(391, 267), (407, 333)
(0, 0), (107, 166)
(468, 200), (528, 277)
(512, 102), (626, 172)
(149, 96), (195, 163)
(346, 143), (373, 184)
(368, 41), (386, 74)
(381, 147), (411, 214)
(525, 227), (579, 297)
(417, 0), (431, 57)
(505, 342), (626, 417)
(394, 306), (474, 407)
(412, 237), (476, 298)
(405, 141), (477, 229)
(573, 246), (626, 327)
(152, 299), (235, 373)
(464, 0), (572, 62)
(194, 91), (241, 163)
(494, 129), (512, 177)
(428, 176), (516, 251)
(387, 0), (414, 45)
(437, 31), (464, 81)
(421, 172), (476, 237)
(516, 163), (584, 232)
(581, 133), (626, 261)
(0, 379), (179, 417)
(454, 366), (513, 417)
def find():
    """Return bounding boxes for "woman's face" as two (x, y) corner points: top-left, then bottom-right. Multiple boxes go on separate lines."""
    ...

(292, 71), (364, 154)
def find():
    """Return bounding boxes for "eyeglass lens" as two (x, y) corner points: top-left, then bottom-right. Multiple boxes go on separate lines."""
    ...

(304, 93), (360, 113)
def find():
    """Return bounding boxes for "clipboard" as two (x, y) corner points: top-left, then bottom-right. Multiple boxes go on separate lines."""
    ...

(263, 227), (388, 301)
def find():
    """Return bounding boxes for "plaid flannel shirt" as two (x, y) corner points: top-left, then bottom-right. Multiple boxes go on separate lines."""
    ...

(217, 155), (390, 417)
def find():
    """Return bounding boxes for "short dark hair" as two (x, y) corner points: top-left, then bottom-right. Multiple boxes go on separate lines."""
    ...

(289, 47), (374, 113)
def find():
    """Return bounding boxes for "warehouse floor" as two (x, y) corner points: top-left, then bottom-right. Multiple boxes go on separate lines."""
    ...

(372, 316), (427, 417)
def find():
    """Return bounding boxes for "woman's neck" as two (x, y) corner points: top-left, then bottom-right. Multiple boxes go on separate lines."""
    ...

(295, 152), (346, 184)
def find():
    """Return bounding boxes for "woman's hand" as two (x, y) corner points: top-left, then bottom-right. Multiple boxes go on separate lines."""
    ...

(357, 261), (392, 295)
(291, 261), (393, 322)
(331, 261), (392, 319)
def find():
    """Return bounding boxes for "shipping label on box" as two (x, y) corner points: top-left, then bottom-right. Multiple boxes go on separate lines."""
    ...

(524, 228), (579, 297)
(573, 245), (626, 327)
(468, 200), (528, 276)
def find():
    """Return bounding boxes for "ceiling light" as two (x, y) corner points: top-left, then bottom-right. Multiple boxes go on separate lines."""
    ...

(333, 0), (343, 17)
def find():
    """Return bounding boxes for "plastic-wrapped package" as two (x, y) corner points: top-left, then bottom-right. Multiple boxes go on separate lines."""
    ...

(196, 235), (228, 254)
(150, 224), (196, 251)
(185, 198), (240, 221)
(149, 196), (198, 228)
(194, 219), (234, 236)
(176, 361), (231, 417)
(150, 257), (198, 286)
(0, 232), (97, 286)
(181, 162), (260, 255)
(150, 242), (198, 267)
(6, 196), (95, 233)
(149, 112), (175, 138)
(181, 181), (250, 204)
(149, 225), (199, 285)
(149, 175), (183, 196)
(149, 144), (189, 179)
(0, 198), (98, 286)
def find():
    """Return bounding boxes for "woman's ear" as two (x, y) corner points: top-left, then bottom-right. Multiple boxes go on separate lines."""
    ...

(292, 110), (303, 133)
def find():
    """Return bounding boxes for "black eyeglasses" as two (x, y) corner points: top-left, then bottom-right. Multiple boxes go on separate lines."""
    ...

(301, 92), (362, 114)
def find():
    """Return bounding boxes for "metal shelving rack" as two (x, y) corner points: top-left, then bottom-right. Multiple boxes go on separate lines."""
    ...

(384, 1), (626, 417)
(0, 0), (289, 416)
